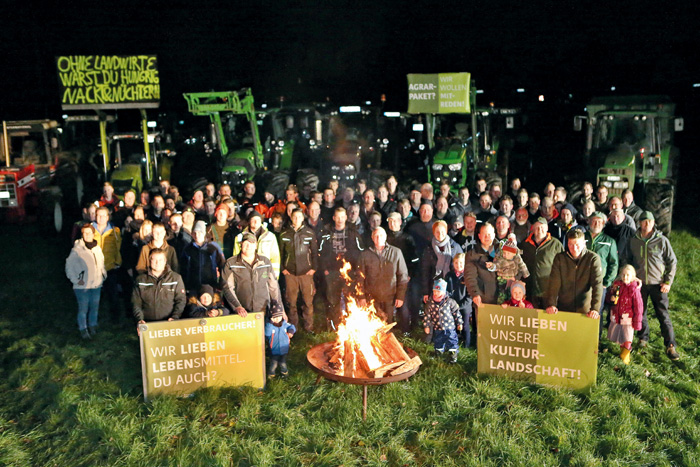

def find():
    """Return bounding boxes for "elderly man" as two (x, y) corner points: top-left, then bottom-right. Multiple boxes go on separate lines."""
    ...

(222, 232), (283, 317)
(513, 207), (531, 244)
(465, 222), (498, 306)
(522, 217), (564, 309)
(545, 229), (603, 318)
(358, 227), (409, 323)
(133, 248), (186, 326)
(628, 211), (679, 360)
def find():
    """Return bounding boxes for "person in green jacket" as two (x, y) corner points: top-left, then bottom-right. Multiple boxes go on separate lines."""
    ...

(585, 211), (619, 333)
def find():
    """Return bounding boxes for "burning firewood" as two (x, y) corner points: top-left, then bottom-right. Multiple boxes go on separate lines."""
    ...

(378, 332), (410, 362)
(389, 356), (423, 376)
(369, 362), (406, 378)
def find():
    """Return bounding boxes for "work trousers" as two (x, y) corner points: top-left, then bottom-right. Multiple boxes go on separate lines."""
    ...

(285, 273), (315, 331)
(638, 284), (676, 347)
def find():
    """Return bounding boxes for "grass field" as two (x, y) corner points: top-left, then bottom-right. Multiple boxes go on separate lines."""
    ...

(1, 224), (699, 466)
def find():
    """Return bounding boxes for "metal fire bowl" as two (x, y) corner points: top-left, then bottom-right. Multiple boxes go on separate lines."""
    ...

(307, 341), (420, 386)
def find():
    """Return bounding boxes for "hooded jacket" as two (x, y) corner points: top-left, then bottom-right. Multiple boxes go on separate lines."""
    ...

(136, 241), (180, 275)
(232, 226), (281, 279)
(629, 229), (677, 286)
(65, 239), (107, 290)
(265, 320), (296, 356)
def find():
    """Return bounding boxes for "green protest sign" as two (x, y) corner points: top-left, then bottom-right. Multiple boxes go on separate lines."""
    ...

(56, 55), (160, 110)
(139, 314), (266, 401)
(407, 72), (471, 114)
(477, 305), (599, 390)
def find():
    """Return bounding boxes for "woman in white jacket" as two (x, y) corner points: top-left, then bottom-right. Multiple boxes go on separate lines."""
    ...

(65, 223), (107, 339)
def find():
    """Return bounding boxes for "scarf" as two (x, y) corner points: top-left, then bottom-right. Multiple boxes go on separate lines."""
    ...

(84, 240), (98, 249)
(432, 236), (452, 278)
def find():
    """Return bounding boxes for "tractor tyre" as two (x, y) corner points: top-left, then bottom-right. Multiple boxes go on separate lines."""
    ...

(39, 195), (64, 237)
(258, 170), (290, 200)
(484, 171), (502, 190)
(296, 169), (319, 192)
(566, 181), (586, 208)
(644, 182), (674, 235)
(367, 169), (393, 191)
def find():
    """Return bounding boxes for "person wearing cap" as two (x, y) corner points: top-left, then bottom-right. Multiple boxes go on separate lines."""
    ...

(522, 217), (564, 309)
(222, 232), (283, 317)
(280, 208), (319, 332)
(180, 220), (225, 294)
(232, 210), (281, 279)
(628, 211), (680, 360)
(545, 228), (603, 318)
(487, 233), (529, 303)
(206, 203), (239, 259)
(181, 205), (196, 236)
(357, 227), (409, 324)
(184, 284), (228, 318)
(133, 248), (186, 326)
(265, 301), (296, 378)
(422, 278), (463, 364)
(586, 211), (619, 330)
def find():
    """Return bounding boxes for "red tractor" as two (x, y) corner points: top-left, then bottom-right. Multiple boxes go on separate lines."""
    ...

(0, 120), (82, 234)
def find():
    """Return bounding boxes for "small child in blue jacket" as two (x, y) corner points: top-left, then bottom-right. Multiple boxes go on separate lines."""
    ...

(423, 278), (463, 363)
(265, 301), (296, 378)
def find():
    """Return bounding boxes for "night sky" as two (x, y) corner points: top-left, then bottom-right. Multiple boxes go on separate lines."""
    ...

(3, 0), (700, 117)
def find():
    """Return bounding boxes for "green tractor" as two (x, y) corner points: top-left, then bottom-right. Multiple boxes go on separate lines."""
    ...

(183, 89), (269, 194)
(575, 95), (683, 233)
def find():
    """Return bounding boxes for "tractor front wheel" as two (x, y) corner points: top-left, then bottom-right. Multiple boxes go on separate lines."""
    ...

(644, 182), (674, 235)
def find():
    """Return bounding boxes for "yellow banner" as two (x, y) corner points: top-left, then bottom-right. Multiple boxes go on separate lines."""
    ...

(139, 314), (265, 400)
(477, 305), (599, 390)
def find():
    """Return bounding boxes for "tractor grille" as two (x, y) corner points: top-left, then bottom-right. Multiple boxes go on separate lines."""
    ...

(0, 182), (18, 208)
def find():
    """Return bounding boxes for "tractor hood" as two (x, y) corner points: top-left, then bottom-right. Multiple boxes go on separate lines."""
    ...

(598, 144), (636, 171)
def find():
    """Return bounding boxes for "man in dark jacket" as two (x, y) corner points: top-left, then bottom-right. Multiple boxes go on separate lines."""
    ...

(357, 227), (409, 323)
(628, 211), (679, 360)
(387, 212), (419, 332)
(280, 208), (318, 332)
(605, 209), (635, 266)
(465, 222), (499, 306)
(180, 221), (225, 294)
(319, 206), (364, 328)
(221, 232), (283, 316)
(133, 249), (186, 326)
(521, 218), (564, 309)
(545, 229), (603, 317)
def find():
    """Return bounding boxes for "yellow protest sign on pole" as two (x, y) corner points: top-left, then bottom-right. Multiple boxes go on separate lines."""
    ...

(139, 314), (265, 401)
(477, 305), (599, 390)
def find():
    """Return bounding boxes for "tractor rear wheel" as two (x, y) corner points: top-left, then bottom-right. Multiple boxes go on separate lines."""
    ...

(566, 181), (586, 208)
(296, 169), (319, 192)
(258, 170), (290, 200)
(644, 182), (674, 235)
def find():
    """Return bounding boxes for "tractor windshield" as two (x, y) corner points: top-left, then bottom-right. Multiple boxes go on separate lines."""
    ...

(6, 135), (49, 167)
(593, 114), (656, 154)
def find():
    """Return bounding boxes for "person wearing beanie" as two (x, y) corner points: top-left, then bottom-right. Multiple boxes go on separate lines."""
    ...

(501, 280), (534, 309)
(422, 278), (463, 364)
(232, 210), (281, 279)
(486, 233), (530, 303)
(264, 299), (296, 378)
(184, 284), (228, 318)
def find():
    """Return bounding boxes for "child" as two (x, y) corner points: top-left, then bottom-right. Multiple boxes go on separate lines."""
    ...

(445, 253), (473, 347)
(486, 234), (529, 303)
(501, 281), (534, 309)
(607, 265), (643, 365)
(184, 285), (228, 318)
(423, 279), (463, 363)
(264, 301), (296, 378)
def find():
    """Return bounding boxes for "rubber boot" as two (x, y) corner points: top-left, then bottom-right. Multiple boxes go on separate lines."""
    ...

(620, 347), (631, 365)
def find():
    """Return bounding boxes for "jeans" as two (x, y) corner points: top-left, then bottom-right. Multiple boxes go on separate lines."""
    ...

(75, 287), (101, 331)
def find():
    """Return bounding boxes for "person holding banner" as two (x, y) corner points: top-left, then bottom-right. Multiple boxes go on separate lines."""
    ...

(222, 232), (283, 318)
(545, 229), (603, 318)
(133, 249), (186, 326)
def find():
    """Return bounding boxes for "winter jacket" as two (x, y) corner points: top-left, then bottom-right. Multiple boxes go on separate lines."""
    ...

(422, 296), (462, 331)
(465, 241), (499, 304)
(628, 229), (677, 286)
(445, 270), (471, 314)
(132, 267), (186, 321)
(136, 241), (180, 275)
(65, 239), (107, 289)
(420, 238), (463, 296)
(168, 229), (192, 260)
(545, 249), (603, 314)
(232, 226), (281, 279)
(206, 222), (239, 259)
(387, 230), (418, 277)
(265, 320), (296, 356)
(318, 226), (364, 271)
(521, 232), (564, 299)
(180, 241), (225, 292)
(609, 279), (643, 331)
(221, 254), (282, 314)
(93, 222), (122, 271)
(280, 225), (318, 276)
(184, 294), (229, 319)
(604, 223), (635, 267)
(502, 298), (534, 309)
(585, 231), (618, 287)
(452, 228), (477, 253)
(357, 244), (409, 302)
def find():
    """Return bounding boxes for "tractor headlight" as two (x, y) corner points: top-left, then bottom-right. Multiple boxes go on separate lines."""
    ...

(432, 164), (443, 171)
(448, 163), (462, 171)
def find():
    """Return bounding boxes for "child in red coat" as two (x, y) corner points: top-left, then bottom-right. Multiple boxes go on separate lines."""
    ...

(500, 281), (534, 309)
(607, 265), (644, 364)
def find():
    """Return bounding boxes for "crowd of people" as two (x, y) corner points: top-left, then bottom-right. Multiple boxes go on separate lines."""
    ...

(64, 174), (680, 376)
